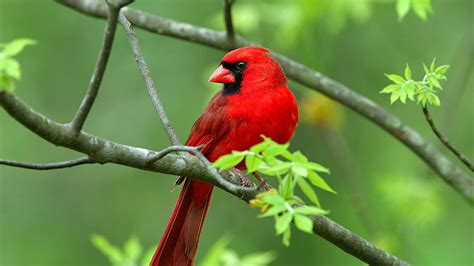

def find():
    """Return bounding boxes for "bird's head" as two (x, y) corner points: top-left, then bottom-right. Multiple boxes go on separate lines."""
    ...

(209, 46), (287, 95)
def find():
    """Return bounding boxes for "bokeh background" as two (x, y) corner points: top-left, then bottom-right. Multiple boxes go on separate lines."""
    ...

(1, 0), (473, 265)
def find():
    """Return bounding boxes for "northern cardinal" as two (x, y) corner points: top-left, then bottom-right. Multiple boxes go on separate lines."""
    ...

(151, 46), (299, 266)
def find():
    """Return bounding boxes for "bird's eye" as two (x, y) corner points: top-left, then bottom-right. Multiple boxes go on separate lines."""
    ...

(236, 61), (246, 71)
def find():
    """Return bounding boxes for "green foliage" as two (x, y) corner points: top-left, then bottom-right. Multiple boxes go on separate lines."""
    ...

(396, 0), (432, 20)
(213, 136), (333, 246)
(380, 59), (449, 107)
(91, 234), (154, 266)
(200, 235), (276, 266)
(0, 38), (36, 92)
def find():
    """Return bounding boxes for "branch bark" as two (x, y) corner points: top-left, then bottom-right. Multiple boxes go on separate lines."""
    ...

(422, 106), (474, 171)
(0, 91), (407, 265)
(56, 0), (474, 204)
(0, 157), (94, 170)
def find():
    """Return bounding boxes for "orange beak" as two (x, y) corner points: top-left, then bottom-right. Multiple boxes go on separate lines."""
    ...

(209, 65), (235, 84)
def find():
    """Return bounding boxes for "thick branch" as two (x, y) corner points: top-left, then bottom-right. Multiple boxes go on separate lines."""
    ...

(69, 1), (129, 132)
(118, 13), (181, 146)
(0, 91), (407, 265)
(56, 0), (474, 204)
(0, 157), (94, 170)
(422, 106), (474, 171)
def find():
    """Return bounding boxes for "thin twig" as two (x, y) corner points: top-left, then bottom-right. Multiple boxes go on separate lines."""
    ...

(118, 13), (181, 146)
(69, 0), (131, 133)
(223, 0), (235, 41)
(147, 145), (205, 162)
(0, 157), (94, 170)
(57, 0), (474, 205)
(422, 106), (474, 171)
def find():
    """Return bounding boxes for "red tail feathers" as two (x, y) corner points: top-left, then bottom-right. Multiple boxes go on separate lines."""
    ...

(150, 179), (214, 266)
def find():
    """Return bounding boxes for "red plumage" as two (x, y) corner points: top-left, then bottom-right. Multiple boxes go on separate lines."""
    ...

(151, 46), (298, 266)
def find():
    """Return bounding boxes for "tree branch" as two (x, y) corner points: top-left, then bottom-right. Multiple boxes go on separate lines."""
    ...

(56, 0), (474, 204)
(223, 0), (235, 41)
(0, 91), (407, 265)
(69, 0), (131, 133)
(422, 106), (474, 171)
(118, 13), (181, 146)
(0, 157), (94, 170)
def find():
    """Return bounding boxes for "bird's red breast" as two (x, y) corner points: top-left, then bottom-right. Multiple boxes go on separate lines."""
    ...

(187, 46), (299, 163)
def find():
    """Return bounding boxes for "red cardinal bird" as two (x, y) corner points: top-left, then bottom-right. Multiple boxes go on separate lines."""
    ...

(151, 46), (298, 266)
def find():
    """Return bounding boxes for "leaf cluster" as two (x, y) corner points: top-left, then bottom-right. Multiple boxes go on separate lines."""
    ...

(380, 59), (449, 107)
(213, 136), (335, 246)
(0, 38), (36, 92)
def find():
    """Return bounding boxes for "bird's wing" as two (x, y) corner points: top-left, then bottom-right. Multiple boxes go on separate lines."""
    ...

(185, 94), (229, 157)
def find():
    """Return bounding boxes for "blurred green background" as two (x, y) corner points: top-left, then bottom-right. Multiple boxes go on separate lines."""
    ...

(1, 0), (473, 265)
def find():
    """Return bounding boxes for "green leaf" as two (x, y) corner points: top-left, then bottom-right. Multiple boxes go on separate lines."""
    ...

(90, 234), (123, 264)
(308, 171), (337, 194)
(258, 161), (291, 176)
(297, 177), (320, 207)
(397, 0), (411, 20)
(428, 75), (442, 89)
(2, 38), (37, 57)
(258, 204), (288, 218)
(423, 63), (430, 74)
(123, 235), (142, 261)
(262, 142), (289, 158)
(279, 175), (294, 199)
(245, 154), (263, 173)
(429, 58), (437, 72)
(404, 64), (412, 80)
(294, 214), (314, 233)
(292, 151), (308, 163)
(275, 212), (293, 235)
(412, 0), (432, 20)
(428, 93), (440, 106)
(294, 205), (329, 216)
(400, 90), (407, 103)
(282, 227), (291, 247)
(241, 251), (277, 266)
(435, 65), (449, 74)
(301, 162), (330, 174)
(262, 194), (286, 206)
(404, 81), (416, 101)
(250, 140), (269, 154)
(380, 84), (400, 94)
(212, 152), (245, 170)
(291, 163), (308, 177)
(390, 90), (401, 104)
(385, 73), (405, 85)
